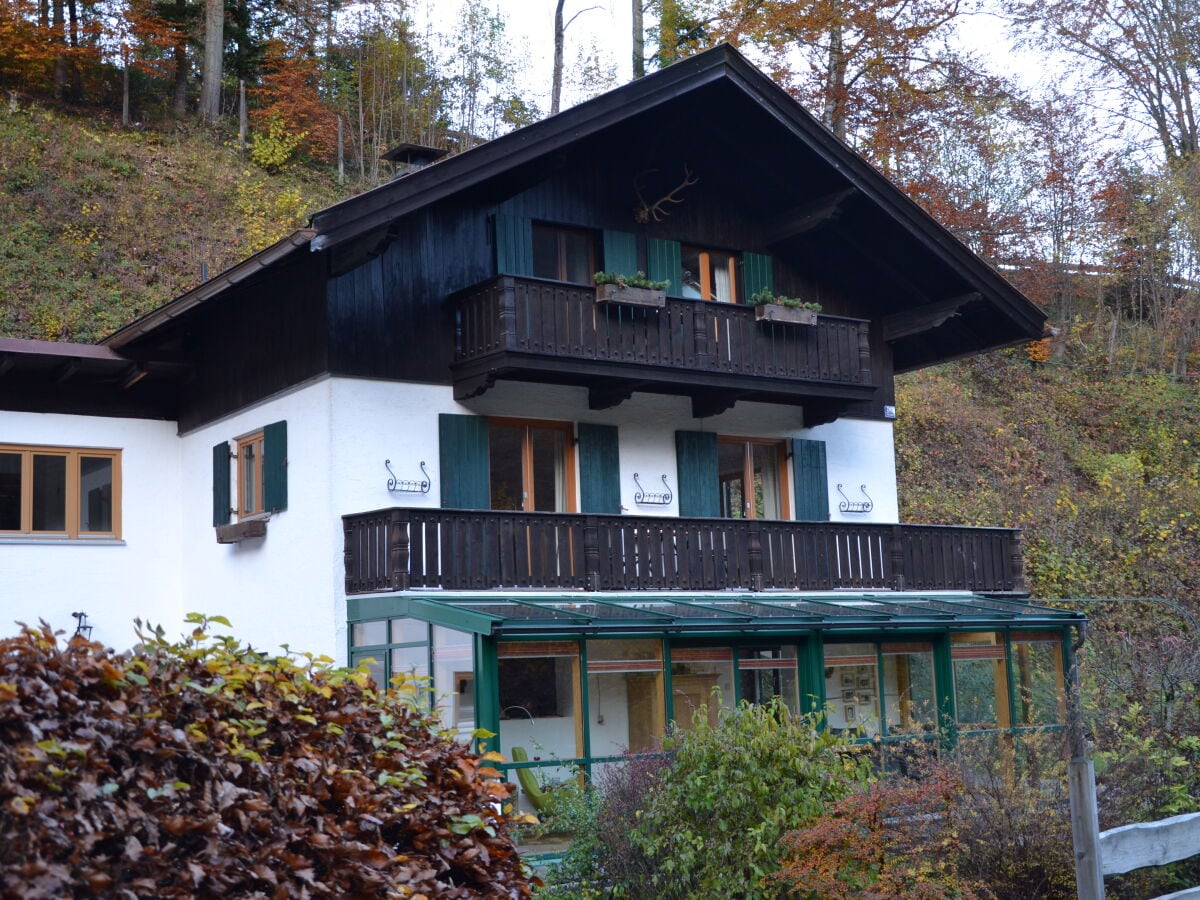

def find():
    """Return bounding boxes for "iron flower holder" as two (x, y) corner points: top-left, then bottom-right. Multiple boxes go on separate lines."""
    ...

(386, 460), (431, 494)
(837, 483), (873, 514)
(633, 473), (673, 506)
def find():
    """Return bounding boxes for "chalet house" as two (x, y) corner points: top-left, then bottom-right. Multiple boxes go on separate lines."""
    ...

(1, 45), (1082, 810)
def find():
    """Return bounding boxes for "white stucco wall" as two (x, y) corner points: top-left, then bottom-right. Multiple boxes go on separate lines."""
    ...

(0, 411), (182, 649)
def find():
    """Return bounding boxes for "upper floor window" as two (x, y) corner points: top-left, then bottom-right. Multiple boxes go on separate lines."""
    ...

(489, 418), (576, 512)
(717, 437), (786, 519)
(236, 430), (265, 518)
(682, 245), (737, 302)
(532, 223), (595, 284)
(0, 444), (121, 539)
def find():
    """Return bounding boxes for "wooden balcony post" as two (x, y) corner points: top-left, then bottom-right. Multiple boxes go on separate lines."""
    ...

(498, 277), (518, 350)
(692, 302), (712, 369)
(389, 509), (410, 592)
(343, 518), (356, 595)
(889, 525), (907, 591)
(1010, 529), (1026, 595)
(748, 520), (764, 591)
(584, 516), (600, 591)
(858, 322), (872, 383)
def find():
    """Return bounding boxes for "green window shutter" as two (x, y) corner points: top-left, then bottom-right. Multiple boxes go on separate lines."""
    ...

(647, 238), (682, 297)
(494, 214), (533, 276)
(602, 230), (638, 278)
(675, 431), (719, 518)
(578, 423), (621, 514)
(212, 441), (231, 526)
(743, 252), (774, 300)
(263, 420), (288, 512)
(439, 414), (491, 509)
(792, 438), (829, 521)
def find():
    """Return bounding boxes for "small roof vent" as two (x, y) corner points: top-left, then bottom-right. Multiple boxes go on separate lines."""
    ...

(380, 142), (449, 179)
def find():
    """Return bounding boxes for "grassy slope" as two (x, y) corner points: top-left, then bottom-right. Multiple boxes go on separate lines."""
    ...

(0, 101), (350, 342)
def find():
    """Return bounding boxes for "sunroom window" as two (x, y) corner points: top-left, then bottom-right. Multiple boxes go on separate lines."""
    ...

(586, 639), (664, 756)
(824, 640), (937, 737)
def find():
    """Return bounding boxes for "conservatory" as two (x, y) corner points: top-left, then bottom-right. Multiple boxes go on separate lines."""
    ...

(347, 591), (1084, 813)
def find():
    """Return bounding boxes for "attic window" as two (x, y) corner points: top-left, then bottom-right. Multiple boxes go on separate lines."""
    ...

(532, 223), (595, 285)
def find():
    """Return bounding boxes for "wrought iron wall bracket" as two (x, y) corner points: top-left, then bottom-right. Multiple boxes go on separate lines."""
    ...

(837, 483), (873, 514)
(633, 473), (673, 506)
(386, 459), (431, 494)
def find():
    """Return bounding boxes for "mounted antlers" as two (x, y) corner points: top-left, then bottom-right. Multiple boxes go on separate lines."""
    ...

(634, 166), (699, 223)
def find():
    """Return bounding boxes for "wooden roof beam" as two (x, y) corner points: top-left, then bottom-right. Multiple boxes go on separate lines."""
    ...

(0, 354), (13, 377)
(764, 188), (858, 244)
(54, 359), (80, 383)
(882, 293), (981, 342)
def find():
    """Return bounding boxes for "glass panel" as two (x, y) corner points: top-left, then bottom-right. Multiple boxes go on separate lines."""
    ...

(751, 443), (781, 519)
(391, 645), (430, 679)
(351, 620), (387, 646)
(504, 762), (578, 817)
(489, 424), (525, 510)
(432, 626), (475, 738)
(530, 426), (567, 512)
(240, 441), (258, 515)
(680, 246), (703, 298)
(531, 223), (559, 280)
(710, 250), (735, 302)
(882, 644), (937, 734)
(587, 638), (665, 755)
(390, 617), (427, 644)
(952, 632), (1009, 730)
(561, 229), (593, 285)
(586, 638), (662, 665)
(498, 644), (582, 779)
(32, 454), (66, 532)
(738, 645), (799, 711)
(0, 453), (21, 530)
(718, 441), (746, 518)
(1013, 639), (1064, 725)
(671, 647), (734, 730)
(351, 651), (385, 689)
(823, 642), (880, 735)
(78, 456), (113, 533)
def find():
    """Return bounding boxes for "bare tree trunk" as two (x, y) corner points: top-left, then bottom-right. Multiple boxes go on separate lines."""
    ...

(67, 0), (80, 100)
(632, 0), (644, 78)
(52, 0), (66, 100)
(337, 114), (344, 183)
(199, 0), (224, 123)
(824, 8), (847, 140)
(173, 38), (188, 116)
(551, 0), (565, 115)
(122, 63), (130, 126)
(238, 79), (247, 149)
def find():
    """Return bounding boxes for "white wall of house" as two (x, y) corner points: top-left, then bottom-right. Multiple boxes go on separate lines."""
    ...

(0, 411), (182, 650)
(807, 418), (900, 523)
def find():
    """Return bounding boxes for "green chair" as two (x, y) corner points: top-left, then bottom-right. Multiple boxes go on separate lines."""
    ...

(510, 746), (550, 812)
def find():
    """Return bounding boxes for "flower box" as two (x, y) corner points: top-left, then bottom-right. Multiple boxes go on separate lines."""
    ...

(754, 303), (818, 326)
(595, 284), (667, 309)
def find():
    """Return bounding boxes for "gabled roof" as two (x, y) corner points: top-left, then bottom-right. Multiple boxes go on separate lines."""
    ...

(105, 44), (1044, 368)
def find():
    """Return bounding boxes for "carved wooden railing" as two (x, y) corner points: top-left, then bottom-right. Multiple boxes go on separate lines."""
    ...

(452, 276), (872, 387)
(344, 509), (1026, 597)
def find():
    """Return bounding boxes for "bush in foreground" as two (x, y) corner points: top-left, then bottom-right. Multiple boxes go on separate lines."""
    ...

(0, 616), (533, 898)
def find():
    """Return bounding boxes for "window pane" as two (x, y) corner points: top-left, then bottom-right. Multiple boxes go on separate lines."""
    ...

(739, 646), (799, 712)
(532, 223), (559, 280)
(432, 626), (475, 737)
(587, 639), (665, 755)
(751, 443), (782, 519)
(952, 633), (1008, 730)
(241, 442), (258, 514)
(710, 250), (735, 302)
(718, 441), (746, 518)
(530, 426), (567, 512)
(1013, 639), (1064, 725)
(680, 246), (703, 298)
(561, 229), (593, 284)
(0, 453), (20, 530)
(351, 651), (385, 688)
(671, 647), (734, 730)
(883, 644), (937, 734)
(498, 646), (581, 769)
(390, 617), (427, 644)
(79, 456), (113, 533)
(392, 645), (430, 678)
(824, 642), (880, 735)
(489, 424), (524, 510)
(351, 620), (387, 646)
(32, 454), (66, 532)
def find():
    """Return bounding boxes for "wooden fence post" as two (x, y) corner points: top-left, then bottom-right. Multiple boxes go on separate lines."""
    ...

(584, 516), (600, 591)
(1068, 622), (1104, 899)
(748, 520), (764, 591)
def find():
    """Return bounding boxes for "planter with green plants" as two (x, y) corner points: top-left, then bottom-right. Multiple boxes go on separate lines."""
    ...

(751, 289), (822, 325)
(594, 271), (669, 308)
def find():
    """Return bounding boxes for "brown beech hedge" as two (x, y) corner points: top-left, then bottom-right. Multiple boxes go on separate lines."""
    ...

(0, 616), (534, 898)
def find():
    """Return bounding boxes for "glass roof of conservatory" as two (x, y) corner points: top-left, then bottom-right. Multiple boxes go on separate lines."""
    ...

(348, 592), (1086, 637)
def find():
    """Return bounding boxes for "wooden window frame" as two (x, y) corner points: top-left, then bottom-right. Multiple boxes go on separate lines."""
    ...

(489, 418), (578, 513)
(0, 443), (122, 539)
(235, 429), (265, 519)
(683, 245), (739, 303)
(716, 436), (789, 519)
(532, 222), (596, 285)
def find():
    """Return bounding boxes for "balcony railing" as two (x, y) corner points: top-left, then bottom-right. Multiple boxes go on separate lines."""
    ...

(451, 276), (873, 396)
(344, 508), (1026, 597)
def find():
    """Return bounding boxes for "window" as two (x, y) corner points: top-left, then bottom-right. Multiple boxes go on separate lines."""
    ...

(532, 223), (595, 284)
(717, 437), (787, 519)
(824, 641), (937, 736)
(951, 632), (1009, 731)
(236, 430), (264, 518)
(488, 418), (576, 512)
(681, 245), (737, 302)
(0, 444), (120, 539)
(739, 645), (800, 712)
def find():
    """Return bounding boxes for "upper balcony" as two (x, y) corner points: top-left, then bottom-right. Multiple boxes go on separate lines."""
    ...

(450, 276), (876, 416)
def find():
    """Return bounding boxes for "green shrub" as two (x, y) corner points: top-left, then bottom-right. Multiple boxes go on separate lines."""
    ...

(0, 616), (534, 897)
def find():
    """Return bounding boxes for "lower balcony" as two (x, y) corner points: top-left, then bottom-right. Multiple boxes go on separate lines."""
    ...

(450, 276), (876, 416)
(343, 509), (1027, 597)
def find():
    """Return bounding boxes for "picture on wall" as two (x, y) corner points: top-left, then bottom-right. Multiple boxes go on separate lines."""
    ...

(841, 689), (856, 703)
(844, 704), (857, 723)
(841, 672), (855, 688)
